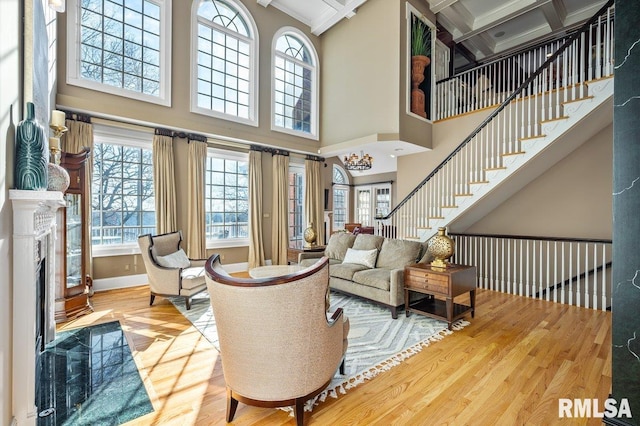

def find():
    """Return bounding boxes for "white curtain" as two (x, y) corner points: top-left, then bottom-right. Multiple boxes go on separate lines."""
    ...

(152, 132), (177, 234)
(248, 149), (265, 268)
(187, 139), (207, 258)
(271, 153), (290, 265)
(304, 158), (324, 246)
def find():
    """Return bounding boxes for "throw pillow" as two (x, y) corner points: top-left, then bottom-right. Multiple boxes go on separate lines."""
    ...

(342, 248), (378, 269)
(155, 248), (191, 268)
(325, 232), (357, 261)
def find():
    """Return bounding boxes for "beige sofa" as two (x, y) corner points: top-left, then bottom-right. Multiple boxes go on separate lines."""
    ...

(299, 233), (431, 318)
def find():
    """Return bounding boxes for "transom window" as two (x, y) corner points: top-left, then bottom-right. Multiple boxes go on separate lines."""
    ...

(272, 28), (318, 139)
(332, 165), (349, 231)
(192, 0), (258, 126)
(91, 126), (156, 254)
(66, 0), (172, 106)
(205, 149), (249, 246)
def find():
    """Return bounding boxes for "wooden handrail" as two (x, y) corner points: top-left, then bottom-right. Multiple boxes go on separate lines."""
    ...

(536, 261), (613, 299)
(450, 232), (612, 245)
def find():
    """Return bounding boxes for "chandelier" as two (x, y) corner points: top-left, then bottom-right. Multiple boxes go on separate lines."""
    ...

(343, 151), (373, 171)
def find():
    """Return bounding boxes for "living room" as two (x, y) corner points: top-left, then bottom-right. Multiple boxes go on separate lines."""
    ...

(2, 0), (638, 424)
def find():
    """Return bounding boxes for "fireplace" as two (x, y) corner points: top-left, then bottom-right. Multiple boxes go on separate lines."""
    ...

(11, 190), (64, 425)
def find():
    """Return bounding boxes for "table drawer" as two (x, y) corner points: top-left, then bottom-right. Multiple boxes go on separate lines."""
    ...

(405, 277), (449, 294)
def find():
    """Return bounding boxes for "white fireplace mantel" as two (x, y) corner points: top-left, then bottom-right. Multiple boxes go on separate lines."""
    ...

(10, 189), (64, 425)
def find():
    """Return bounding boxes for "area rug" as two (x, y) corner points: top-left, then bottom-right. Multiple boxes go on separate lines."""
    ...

(171, 292), (468, 409)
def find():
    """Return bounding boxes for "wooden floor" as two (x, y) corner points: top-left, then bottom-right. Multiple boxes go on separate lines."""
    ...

(58, 285), (611, 426)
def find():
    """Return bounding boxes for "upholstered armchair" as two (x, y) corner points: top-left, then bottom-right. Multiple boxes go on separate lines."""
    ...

(138, 231), (207, 310)
(204, 255), (349, 426)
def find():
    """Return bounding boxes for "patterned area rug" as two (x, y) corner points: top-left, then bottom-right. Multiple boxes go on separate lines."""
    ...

(171, 291), (468, 409)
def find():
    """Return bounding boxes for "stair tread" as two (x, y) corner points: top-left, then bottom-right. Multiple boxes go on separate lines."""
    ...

(502, 151), (526, 157)
(540, 116), (570, 124)
(520, 134), (546, 141)
(562, 95), (594, 105)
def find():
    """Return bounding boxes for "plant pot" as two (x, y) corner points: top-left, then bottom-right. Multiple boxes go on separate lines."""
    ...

(411, 55), (430, 118)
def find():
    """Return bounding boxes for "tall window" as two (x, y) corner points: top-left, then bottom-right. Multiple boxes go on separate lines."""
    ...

(288, 163), (305, 245)
(272, 28), (318, 139)
(66, 0), (172, 106)
(204, 149), (249, 245)
(332, 165), (349, 231)
(92, 127), (155, 253)
(193, 0), (258, 126)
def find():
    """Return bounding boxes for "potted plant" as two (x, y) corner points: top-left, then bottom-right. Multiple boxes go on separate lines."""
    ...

(410, 15), (431, 118)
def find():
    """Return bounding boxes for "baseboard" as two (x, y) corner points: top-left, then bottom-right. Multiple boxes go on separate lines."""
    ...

(93, 261), (251, 292)
(93, 273), (148, 292)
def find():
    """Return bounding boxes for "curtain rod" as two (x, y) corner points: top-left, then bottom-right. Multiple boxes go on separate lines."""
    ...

(60, 107), (323, 158)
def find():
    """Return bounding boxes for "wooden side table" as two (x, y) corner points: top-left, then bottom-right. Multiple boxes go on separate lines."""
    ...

(404, 263), (477, 330)
(287, 244), (326, 264)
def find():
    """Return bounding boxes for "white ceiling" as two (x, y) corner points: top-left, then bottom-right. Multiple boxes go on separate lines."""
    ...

(258, 0), (608, 175)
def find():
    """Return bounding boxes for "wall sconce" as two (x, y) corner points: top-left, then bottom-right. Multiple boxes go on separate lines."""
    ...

(48, 0), (65, 13)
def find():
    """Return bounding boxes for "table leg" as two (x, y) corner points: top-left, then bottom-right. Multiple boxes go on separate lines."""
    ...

(446, 297), (453, 330)
(470, 289), (476, 318)
(405, 288), (410, 317)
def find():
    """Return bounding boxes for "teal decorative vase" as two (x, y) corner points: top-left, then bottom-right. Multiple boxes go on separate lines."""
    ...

(15, 102), (48, 190)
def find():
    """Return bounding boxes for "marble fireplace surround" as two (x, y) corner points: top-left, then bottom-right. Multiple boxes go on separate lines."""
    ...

(10, 189), (64, 425)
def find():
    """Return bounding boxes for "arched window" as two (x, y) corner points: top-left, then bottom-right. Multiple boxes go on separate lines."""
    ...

(332, 165), (350, 230)
(272, 28), (318, 139)
(192, 0), (258, 125)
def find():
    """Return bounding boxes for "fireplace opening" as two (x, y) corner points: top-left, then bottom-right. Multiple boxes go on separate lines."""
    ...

(35, 238), (47, 415)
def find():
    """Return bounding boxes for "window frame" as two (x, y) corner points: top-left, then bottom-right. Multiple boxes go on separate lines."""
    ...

(204, 147), (250, 249)
(288, 161), (306, 246)
(190, 0), (259, 126)
(66, 0), (173, 106)
(332, 165), (350, 231)
(271, 27), (319, 140)
(91, 124), (156, 257)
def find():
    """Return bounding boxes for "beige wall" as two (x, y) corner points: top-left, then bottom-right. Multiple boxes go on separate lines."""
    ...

(458, 124), (613, 239)
(320, 0), (400, 146)
(321, 0), (436, 149)
(55, 0), (322, 154)
(0, 0), (19, 420)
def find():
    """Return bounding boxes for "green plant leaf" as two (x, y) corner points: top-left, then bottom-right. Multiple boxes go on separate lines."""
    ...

(411, 15), (431, 57)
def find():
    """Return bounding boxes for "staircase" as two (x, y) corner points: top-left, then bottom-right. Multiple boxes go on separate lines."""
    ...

(379, 1), (615, 243)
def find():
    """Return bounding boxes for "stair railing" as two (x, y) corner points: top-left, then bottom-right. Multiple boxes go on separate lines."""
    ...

(377, 0), (614, 242)
(450, 232), (612, 311)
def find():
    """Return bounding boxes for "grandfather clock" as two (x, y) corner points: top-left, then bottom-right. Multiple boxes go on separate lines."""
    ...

(55, 148), (93, 322)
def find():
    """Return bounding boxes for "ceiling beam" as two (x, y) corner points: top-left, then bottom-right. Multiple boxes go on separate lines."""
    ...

(321, 0), (356, 18)
(427, 0), (459, 15)
(311, 0), (367, 35)
(257, 0), (273, 7)
(540, 0), (566, 32)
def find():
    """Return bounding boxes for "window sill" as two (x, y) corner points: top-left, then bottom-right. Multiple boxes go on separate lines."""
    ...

(206, 238), (250, 250)
(92, 244), (141, 258)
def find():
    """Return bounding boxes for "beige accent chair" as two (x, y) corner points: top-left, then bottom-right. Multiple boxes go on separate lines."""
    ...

(138, 231), (207, 310)
(205, 255), (349, 426)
